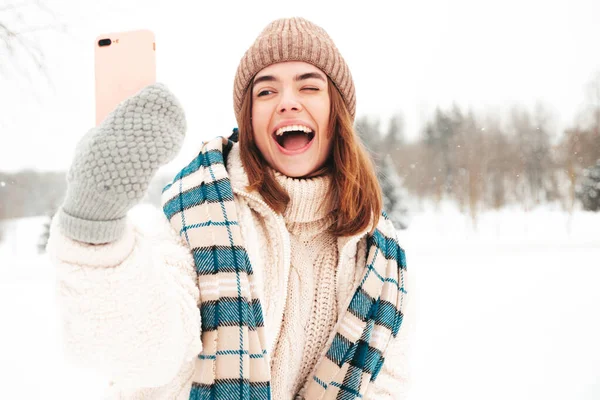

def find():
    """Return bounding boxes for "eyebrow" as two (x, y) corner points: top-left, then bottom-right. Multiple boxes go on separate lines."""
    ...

(253, 71), (326, 86)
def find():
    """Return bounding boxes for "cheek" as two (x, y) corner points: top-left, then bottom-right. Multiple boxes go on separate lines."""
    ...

(314, 91), (330, 115)
(251, 105), (270, 144)
(316, 98), (331, 139)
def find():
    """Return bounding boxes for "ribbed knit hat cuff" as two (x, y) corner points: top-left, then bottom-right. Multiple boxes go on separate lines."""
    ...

(58, 208), (127, 244)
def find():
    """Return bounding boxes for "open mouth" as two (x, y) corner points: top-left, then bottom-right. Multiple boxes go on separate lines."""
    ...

(273, 125), (316, 152)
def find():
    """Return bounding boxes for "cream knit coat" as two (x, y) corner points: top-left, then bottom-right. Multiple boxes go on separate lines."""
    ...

(47, 143), (414, 399)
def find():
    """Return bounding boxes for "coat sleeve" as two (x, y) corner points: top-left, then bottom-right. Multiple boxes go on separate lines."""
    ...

(47, 204), (202, 390)
(364, 261), (415, 400)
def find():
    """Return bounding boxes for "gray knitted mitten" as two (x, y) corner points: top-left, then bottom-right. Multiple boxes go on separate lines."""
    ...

(58, 83), (186, 244)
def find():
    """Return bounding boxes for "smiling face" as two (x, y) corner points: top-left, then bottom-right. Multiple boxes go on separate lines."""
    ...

(251, 61), (332, 178)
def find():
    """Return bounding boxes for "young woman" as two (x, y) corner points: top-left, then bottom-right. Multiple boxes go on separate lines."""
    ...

(48, 17), (412, 400)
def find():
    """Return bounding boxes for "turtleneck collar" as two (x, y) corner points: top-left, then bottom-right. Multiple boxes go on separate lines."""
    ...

(273, 170), (334, 224)
(226, 142), (336, 224)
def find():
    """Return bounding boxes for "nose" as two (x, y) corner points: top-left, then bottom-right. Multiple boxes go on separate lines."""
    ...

(277, 90), (302, 114)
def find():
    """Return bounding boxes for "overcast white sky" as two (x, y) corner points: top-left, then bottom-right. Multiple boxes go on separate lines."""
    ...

(1, 0), (600, 172)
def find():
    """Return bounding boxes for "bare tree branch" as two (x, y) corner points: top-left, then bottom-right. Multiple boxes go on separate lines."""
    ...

(0, 0), (67, 85)
(0, 2), (29, 12)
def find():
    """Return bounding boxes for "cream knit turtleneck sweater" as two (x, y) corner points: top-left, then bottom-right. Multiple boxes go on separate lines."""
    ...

(269, 171), (339, 399)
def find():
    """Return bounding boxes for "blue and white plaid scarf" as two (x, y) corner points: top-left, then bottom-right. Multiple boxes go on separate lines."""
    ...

(162, 132), (407, 400)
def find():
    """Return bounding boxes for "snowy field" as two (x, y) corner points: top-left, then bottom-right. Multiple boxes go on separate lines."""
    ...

(0, 205), (599, 399)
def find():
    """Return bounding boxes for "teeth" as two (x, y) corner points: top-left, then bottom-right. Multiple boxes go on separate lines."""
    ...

(275, 124), (313, 136)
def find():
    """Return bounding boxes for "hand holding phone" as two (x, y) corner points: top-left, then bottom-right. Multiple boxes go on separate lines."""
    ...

(56, 30), (186, 244)
(61, 82), (186, 243)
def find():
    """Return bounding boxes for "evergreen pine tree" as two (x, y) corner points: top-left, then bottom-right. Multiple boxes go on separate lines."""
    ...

(378, 154), (410, 230)
(576, 159), (600, 211)
(37, 214), (52, 254)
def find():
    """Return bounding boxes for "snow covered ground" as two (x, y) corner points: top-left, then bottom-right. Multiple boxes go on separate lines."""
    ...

(0, 205), (599, 399)
(398, 205), (600, 400)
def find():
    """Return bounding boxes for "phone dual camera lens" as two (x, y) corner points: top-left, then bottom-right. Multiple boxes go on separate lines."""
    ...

(98, 39), (112, 47)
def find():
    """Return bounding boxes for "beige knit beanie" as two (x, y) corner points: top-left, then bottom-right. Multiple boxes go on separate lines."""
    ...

(233, 17), (356, 125)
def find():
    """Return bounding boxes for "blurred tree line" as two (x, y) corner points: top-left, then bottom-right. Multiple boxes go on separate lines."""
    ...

(0, 170), (170, 221)
(356, 71), (600, 224)
(1, 68), (599, 227)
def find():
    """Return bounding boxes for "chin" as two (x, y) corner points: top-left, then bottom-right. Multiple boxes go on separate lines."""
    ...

(275, 165), (314, 178)
(269, 158), (318, 178)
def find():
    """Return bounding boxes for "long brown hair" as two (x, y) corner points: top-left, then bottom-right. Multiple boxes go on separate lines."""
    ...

(238, 78), (382, 237)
